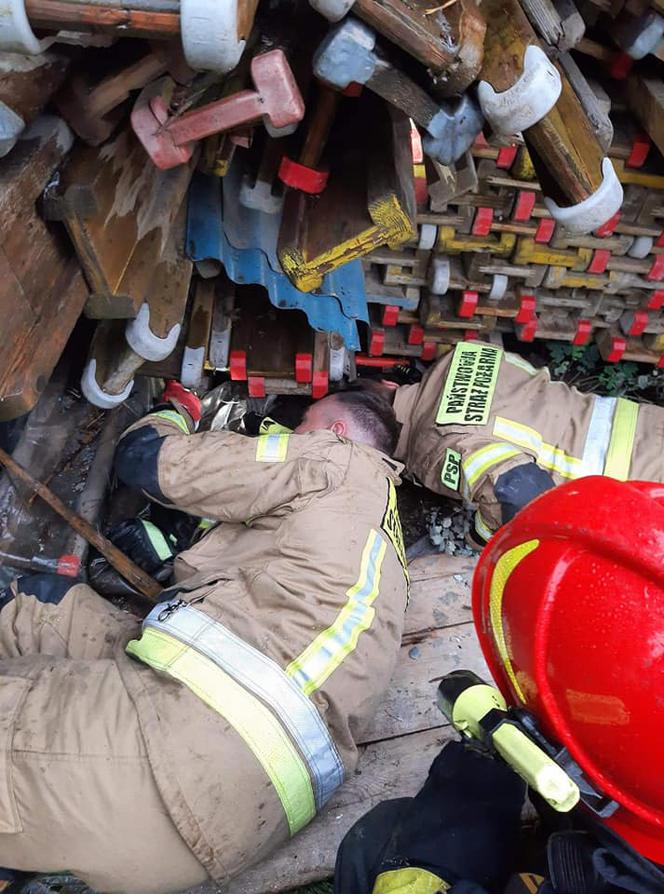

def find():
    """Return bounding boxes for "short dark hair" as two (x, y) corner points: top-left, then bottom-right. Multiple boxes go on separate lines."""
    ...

(332, 389), (400, 456)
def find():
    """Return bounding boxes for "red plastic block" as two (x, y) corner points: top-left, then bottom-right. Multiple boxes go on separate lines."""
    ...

(515, 293), (536, 323)
(473, 132), (489, 149)
(647, 254), (664, 281)
(609, 51), (634, 79)
(248, 376), (266, 398)
(534, 218), (556, 243)
(464, 330), (480, 341)
(472, 207), (493, 236)
(295, 352), (313, 383)
(230, 350), (247, 380)
(343, 82), (363, 97)
(414, 167), (428, 207)
(572, 319), (592, 346)
(626, 133), (651, 169)
(355, 355), (409, 368)
(279, 156), (329, 194)
(587, 249), (611, 274)
(408, 324), (424, 345)
(657, 231), (664, 248)
(517, 319), (538, 342)
(605, 336), (626, 363)
(312, 370), (329, 399)
(512, 190), (536, 222)
(496, 145), (518, 169)
(57, 554), (81, 577)
(657, 355), (664, 369)
(410, 121), (424, 164)
(421, 341), (436, 361)
(369, 329), (385, 356)
(595, 212), (620, 237)
(458, 291), (479, 318)
(625, 311), (649, 336)
(382, 305), (400, 327)
(646, 289), (664, 310)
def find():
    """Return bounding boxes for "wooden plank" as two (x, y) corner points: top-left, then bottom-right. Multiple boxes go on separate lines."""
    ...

(0, 51), (69, 150)
(0, 118), (88, 420)
(278, 97), (415, 293)
(625, 75), (664, 158)
(221, 726), (458, 894)
(353, 0), (485, 87)
(363, 622), (488, 742)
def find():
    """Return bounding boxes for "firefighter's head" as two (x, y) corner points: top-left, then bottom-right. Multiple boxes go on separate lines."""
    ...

(473, 477), (664, 864)
(295, 390), (400, 455)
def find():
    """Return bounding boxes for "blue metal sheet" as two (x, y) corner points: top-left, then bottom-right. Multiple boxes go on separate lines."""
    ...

(186, 172), (363, 350)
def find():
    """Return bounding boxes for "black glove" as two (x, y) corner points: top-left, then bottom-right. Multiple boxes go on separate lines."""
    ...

(107, 518), (175, 574)
(335, 741), (526, 894)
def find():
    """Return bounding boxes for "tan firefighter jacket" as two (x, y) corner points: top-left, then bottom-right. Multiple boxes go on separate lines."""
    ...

(114, 408), (409, 880)
(393, 341), (664, 542)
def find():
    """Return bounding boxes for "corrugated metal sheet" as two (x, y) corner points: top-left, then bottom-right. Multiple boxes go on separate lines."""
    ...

(186, 170), (366, 349)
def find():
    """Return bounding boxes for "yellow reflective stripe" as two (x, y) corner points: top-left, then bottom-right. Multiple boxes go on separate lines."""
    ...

(489, 540), (539, 704)
(604, 398), (638, 481)
(372, 868), (450, 893)
(462, 443), (523, 493)
(259, 417), (293, 436)
(474, 510), (494, 543)
(504, 353), (538, 376)
(493, 417), (583, 480)
(126, 627), (315, 834)
(286, 530), (387, 696)
(151, 409), (190, 434)
(140, 520), (173, 562)
(255, 433), (290, 462)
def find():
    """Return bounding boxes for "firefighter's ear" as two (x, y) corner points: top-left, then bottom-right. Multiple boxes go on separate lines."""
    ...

(330, 420), (347, 437)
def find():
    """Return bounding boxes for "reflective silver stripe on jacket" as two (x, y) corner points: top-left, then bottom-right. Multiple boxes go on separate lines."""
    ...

(144, 602), (345, 810)
(582, 396), (617, 475)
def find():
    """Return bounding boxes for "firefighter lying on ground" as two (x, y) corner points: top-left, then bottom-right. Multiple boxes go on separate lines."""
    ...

(0, 385), (409, 894)
(370, 340), (664, 546)
(334, 477), (664, 894)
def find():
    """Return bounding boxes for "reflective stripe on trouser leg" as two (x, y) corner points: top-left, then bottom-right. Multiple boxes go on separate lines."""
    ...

(127, 627), (319, 834)
(137, 603), (345, 812)
(286, 530), (387, 696)
(151, 409), (191, 434)
(604, 398), (638, 480)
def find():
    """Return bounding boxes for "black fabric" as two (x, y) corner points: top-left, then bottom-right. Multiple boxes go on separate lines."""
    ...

(148, 506), (201, 553)
(14, 573), (76, 605)
(334, 741), (526, 894)
(107, 519), (173, 575)
(547, 833), (608, 894)
(114, 425), (171, 504)
(495, 463), (556, 524)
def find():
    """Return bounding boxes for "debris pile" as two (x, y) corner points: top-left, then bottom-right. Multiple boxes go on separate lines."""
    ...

(0, 0), (662, 421)
(428, 505), (477, 556)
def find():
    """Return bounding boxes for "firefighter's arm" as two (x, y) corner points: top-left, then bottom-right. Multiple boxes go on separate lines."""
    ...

(115, 397), (347, 522)
(454, 438), (555, 545)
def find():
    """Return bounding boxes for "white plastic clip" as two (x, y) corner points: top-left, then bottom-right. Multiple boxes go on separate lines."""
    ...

(125, 303), (182, 362)
(544, 158), (623, 235)
(81, 359), (133, 409)
(477, 45), (561, 136)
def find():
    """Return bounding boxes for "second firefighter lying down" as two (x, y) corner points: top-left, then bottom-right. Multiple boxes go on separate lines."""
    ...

(0, 388), (409, 894)
(382, 340), (664, 544)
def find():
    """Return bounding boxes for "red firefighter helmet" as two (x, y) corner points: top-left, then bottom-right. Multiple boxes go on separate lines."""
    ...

(473, 476), (664, 864)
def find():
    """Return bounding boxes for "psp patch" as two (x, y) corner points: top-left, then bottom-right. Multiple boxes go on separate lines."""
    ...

(382, 480), (409, 587)
(436, 342), (502, 426)
(441, 448), (461, 492)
